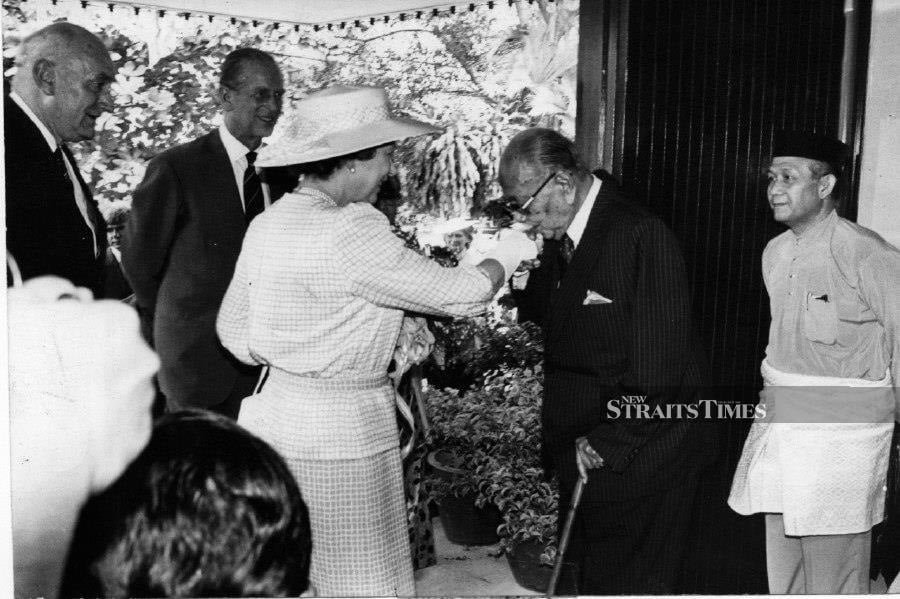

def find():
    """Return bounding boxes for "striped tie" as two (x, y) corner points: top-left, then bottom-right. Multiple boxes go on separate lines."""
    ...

(244, 151), (264, 223)
(560, 233), (575, 264)
(559, 233), (575, 277)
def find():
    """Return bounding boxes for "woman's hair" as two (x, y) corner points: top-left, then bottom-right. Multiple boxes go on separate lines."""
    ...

(295, 144), (386, 179)
(262, 165), (303, 200)
(61, 411), (311, 598)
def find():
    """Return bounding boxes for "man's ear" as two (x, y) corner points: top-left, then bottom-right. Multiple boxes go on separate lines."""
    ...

(32, 59), (56, 95)
(217, 85), (233, 111)
(818, 173), (837, 199)
(556, 171), (577, 205)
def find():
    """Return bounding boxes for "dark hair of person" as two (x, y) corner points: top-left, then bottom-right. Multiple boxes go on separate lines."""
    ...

(500, 127), (589, 177)
(262, 165), (303, 201)
(105, 205), (129, 228)
(374, 173), (403, 225)
(220, 48), (278, 89)
(60, 410), (311, 598)
(295, 144), (385, 179)
(377, 172), (402, 201)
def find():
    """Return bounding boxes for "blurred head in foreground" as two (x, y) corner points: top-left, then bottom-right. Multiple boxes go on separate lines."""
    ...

(64, 410), (312, 598)
(8, 275), (158, 599)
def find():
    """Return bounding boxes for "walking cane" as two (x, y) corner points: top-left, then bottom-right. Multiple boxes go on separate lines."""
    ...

(547, 474), (586, 596)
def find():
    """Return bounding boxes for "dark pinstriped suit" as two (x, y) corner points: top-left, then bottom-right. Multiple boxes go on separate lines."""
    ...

(519, 171), (716, 593)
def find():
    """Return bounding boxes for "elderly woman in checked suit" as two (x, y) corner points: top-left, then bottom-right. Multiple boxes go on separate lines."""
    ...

(217, 86), (536, 596)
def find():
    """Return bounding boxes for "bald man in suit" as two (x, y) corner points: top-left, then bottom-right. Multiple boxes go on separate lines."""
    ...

(5, 23), (114, 295)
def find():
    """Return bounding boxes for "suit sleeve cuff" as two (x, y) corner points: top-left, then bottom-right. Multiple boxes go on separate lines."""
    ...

(586, 431), (641, 474)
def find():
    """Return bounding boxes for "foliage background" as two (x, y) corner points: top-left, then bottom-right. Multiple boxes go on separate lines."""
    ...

(2, 0), (579, 220)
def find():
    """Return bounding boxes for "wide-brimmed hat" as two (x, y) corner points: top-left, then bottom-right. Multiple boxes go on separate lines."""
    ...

(257, 86), (440, 167)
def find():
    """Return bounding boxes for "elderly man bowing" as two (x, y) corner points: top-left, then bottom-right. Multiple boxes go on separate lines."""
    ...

(729, 130), (900, 594)
(503, 128), (715, 594)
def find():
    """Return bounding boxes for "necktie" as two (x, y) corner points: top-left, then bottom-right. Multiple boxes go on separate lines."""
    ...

(244, 151), (264, 223)
(556, 234), (575, 282)
(560, 233), (575, 265)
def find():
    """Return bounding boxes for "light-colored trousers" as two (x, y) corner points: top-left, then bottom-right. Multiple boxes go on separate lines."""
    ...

(765, 514), (871, 594)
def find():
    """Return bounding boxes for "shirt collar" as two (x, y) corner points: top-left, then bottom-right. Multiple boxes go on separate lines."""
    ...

(565, 174), (602, 248)
(9, 91), (57, 152)
(218, 123), (253, 164)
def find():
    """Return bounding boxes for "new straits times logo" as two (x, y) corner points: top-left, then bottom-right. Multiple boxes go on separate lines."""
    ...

(608, 395), (767, 420)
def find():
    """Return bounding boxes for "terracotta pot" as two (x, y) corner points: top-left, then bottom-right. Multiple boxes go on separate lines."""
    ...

(427, 449), (502, 546)
(505, 539), (579, 595)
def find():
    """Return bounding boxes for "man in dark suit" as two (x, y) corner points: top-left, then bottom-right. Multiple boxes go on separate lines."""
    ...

(5, 22), (115, 296)
(501, 128), (714, 594)
(121, 49), (284, 419)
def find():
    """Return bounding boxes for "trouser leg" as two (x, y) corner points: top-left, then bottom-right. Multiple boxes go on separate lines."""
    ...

(799, 528), (871, 594)
(766, 513), (871, 594)
(570, 472), (700, 594)
(765, 514), (805, 593)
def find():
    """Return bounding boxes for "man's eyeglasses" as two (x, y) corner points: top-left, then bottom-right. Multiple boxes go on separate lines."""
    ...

(225, 85), (286, 104)
(494, 171), (557, 216)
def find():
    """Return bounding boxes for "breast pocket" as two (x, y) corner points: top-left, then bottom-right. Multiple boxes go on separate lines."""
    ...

(803, 292), (837, 345)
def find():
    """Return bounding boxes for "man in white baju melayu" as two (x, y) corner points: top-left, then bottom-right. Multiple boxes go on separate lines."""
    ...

(728, 130), (900, 594)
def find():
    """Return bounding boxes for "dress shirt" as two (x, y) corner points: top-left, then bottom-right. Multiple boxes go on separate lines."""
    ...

(9, 91), (98, 256)
(565, 174), (602, 248)
(218, 123), (268, 211)
(763, 209), (900, 383)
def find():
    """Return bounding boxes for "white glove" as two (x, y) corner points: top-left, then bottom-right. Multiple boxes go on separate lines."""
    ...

(479, 228), (538, 280)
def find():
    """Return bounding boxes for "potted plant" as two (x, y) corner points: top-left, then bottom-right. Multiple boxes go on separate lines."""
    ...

(422, 317), (543, 546)
(465, 366), (577, 594)
(424, 381), (505, 545)
(424, 444), (502, 546)
(422, 315), (583, 594)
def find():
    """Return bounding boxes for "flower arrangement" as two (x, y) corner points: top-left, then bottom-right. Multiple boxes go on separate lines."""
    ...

(390, 316), (435, 384)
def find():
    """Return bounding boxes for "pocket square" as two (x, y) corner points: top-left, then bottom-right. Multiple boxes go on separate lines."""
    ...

(583, 290), (613, 305)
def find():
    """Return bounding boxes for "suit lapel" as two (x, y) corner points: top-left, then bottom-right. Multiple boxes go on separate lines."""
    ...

(204, 130), (246, 226)
(547, 183), (614, 342)
(60, 144), (107, 256)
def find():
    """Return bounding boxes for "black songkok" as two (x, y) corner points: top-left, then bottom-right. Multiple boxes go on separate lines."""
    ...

(772, 130), (851, 174)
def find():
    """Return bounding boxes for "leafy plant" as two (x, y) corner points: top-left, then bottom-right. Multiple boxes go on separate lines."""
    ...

(424, 364), (559, 561)
(427, 312), (543, 391)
